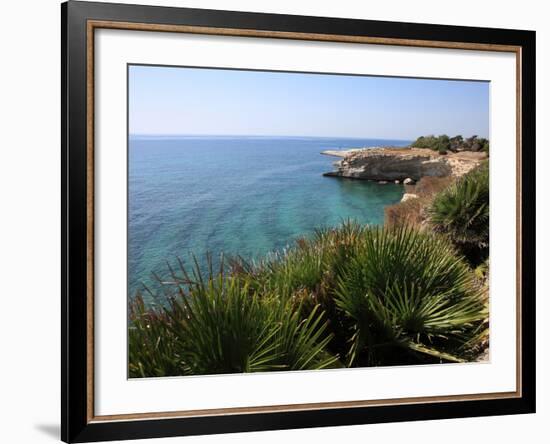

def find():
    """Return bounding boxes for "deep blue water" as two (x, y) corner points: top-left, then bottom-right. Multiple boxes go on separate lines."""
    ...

(129, 136), (410, 297)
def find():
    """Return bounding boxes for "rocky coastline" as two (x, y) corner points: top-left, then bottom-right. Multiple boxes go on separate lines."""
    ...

(322, 146), (487, 183)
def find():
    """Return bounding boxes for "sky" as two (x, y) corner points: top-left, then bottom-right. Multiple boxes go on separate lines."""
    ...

(129, 65), (489, 140)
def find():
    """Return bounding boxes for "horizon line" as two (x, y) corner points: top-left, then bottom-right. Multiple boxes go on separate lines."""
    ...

(128, 134), (418, 141)
(129, 133), (490, 140)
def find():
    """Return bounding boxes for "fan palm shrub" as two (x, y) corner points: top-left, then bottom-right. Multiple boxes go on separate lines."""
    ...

(334, 226), (486, 366)
(129, 259), (338, 377)
(129, 293), (185, 377)
(239, 222), (485, 366)
(168, 276), (282, 375)
(272, 302), (340, 370)
(243, 241), (326, 299)
(249, 222), (365, 292)
(129, 222), (487, 377)
(429, 162), (489, 263)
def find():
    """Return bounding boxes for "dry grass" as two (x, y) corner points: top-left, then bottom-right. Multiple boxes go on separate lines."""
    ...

(385, 176), (455, 229)
(414, 176), (454, 196)
(385, 197), (427, 228)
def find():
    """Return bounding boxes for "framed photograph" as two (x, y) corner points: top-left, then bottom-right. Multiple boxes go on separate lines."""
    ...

(62, 1), (536, 442)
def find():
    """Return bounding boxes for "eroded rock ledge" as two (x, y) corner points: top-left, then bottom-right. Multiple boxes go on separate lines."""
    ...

(322, 147), (487, 182)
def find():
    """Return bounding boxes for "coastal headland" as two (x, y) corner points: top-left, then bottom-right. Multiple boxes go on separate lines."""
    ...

(322, 146), (487, 182)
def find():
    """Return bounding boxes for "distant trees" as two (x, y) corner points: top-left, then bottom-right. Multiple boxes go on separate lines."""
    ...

(411, 134), (489, 154)
(436, 135), (450, 154)
(410, 135), (440, 150)
(449, 135), (463, 152)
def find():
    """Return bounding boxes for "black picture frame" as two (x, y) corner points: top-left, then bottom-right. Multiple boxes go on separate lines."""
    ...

(62, 1), (536, 442)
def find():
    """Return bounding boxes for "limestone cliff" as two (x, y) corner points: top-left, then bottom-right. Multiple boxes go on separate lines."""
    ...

(322, 147), (487, 182)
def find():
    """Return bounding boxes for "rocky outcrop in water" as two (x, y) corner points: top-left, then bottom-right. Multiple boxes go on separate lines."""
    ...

(322, 147), (487, 181)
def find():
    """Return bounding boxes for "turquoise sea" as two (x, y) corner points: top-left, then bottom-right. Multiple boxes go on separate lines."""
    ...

(129, 136), (410, 297)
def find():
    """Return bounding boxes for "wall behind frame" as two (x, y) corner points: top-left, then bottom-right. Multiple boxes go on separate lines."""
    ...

(0, 0), (546, 443)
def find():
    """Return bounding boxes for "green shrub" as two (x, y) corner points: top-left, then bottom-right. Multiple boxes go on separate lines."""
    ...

(411, 134), (450, 152)
(479, 138), (490, 154)
(244, 240), (326, 299)
(334, 226), (485, 366)
(449, 135), (464, 152)
(232, 223), (484, 367)
(429, 162), (489, 263)
(412, 134), (489, 154)
(129, 294), (185, 378)
(170, 276), (282, 375)
(129, 222), (486, 377)
(129, 264), (338, 377)
(273, 302), (340, 371)
(436, 135), (450, 153)
(411, 135), (440, 150)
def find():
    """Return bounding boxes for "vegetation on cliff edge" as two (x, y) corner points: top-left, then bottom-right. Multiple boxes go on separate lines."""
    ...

(129, 223), (486, 377)
(411, 134), (489, 154)
(430, 161), (489, 265)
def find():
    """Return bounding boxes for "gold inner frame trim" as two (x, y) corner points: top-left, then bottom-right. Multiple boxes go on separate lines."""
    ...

(86, 19), (523, 423)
